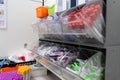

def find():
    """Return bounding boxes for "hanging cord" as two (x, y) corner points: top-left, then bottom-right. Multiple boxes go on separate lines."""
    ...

(42, 0), (44, 6)
(30, 0), (47, 6)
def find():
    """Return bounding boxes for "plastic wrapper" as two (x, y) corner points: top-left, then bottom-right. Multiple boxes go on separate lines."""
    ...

(57, 51), (77, 67)
(48, 48), (77, 67)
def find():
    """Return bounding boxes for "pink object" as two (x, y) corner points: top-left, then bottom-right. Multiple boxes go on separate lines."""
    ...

(0, 71), (23, 80)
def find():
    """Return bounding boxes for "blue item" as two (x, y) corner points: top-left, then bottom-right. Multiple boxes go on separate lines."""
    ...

(71, 0), (76, 7)
(0, 59), (6, 68)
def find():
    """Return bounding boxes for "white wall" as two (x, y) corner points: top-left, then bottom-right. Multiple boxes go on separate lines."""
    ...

(0, 0), (85, 57)
(0, 0), (41, 56)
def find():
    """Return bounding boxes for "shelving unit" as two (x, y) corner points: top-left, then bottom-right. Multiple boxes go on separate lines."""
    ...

(35, 0), (120, 80)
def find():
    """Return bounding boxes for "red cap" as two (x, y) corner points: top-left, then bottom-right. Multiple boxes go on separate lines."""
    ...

(94, 9), (100, 17)
(79, 22), (84, 29)
(90, 4), (95, 9)
(89, 13), (97, 21)
(85, 17), (93, 27)
(95, 4), (101, 11)
(77, 9), (81, 12)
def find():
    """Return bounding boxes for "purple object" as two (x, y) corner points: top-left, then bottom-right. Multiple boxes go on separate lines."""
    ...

(0, 71), (23, 80)
(49, 52), (63, 57)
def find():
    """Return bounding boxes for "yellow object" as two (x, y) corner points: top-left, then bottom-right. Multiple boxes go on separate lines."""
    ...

(48, 4), (55, 16)
(17, 66), (31, 75)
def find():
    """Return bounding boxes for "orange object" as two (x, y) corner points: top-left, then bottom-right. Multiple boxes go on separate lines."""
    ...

(36, 6), (48, 18)
(1, 66), (18, 73)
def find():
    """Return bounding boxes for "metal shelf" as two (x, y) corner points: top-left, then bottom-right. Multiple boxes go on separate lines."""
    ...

(39, 38), (106, 51)
(35, 54), (83, 80)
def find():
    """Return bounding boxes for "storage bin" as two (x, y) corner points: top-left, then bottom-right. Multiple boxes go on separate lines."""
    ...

(80, 0), (105, 43)
(36, 15), (64, 40)
(30, 64), (47, 78)
(79, 52), (104, 80)
(37, 19), (49, 35)
(65, 48), (105, 80)
(60, 0), (105, 43)
(38, 56), (62, 75)
(62, 68), (82, 80)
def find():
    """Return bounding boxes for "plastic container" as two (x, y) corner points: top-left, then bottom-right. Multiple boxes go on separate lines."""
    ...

(30, 63), (47, 77)
(46, 16), (62, 34)
(60, 5), (85, 34)
(80, 0), (105, 43)
(38, 19), (49, 35)
(60, 1), (105, 43)
(42, 14), (64, 40)
(37, 42), (105, 80)
(65, 48), (105, 80)
(66, 48), (104, 80)
(59, 4), (86, 42)
(79, 52), (104, 80)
